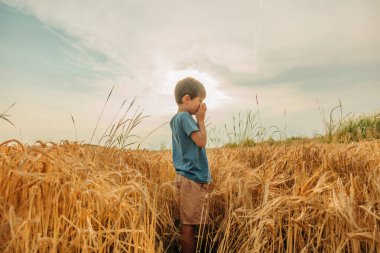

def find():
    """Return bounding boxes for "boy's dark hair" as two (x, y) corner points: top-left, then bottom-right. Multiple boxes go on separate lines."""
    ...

(174, 77), (206, 104)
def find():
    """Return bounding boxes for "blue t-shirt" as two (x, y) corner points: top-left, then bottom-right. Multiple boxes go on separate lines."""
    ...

(170, 112), (211, 183)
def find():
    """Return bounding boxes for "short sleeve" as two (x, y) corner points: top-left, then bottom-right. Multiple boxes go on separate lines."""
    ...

(180, 113), (199, 137)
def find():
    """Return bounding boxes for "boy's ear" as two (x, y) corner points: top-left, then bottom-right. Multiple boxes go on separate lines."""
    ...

(182, 94), (190, 104)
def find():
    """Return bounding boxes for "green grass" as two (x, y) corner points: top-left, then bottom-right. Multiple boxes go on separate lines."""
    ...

(208, 109), (285, 148)
(334, 112), (380, 142)
(208, 110), (261, 148)
(212, 100), (380, 148)
(317, 99), (380, 142)
(317, 99), (349, 142)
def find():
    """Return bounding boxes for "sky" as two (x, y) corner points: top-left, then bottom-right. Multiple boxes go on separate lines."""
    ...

(1, 0), (379, 149)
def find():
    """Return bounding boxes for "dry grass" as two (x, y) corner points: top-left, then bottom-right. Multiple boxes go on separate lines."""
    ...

(0, 104), (15, 127)
(0, 139), (379, 252)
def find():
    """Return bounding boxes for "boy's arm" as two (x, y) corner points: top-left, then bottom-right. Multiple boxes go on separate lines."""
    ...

(191, 103), (207, 148)
(191, 121), (207, 148)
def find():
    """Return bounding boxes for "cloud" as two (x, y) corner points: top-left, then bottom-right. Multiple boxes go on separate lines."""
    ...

(1, 0), (379, 146)
(4, 0), (379, 93)
(3, 0), (256, 92)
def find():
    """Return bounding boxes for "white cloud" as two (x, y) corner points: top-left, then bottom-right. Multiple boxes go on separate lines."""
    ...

(3, 0), (256, 91)
(254, 1), (380, 76)
(1, 0), (379, 146)
(5, 0), (379, 92)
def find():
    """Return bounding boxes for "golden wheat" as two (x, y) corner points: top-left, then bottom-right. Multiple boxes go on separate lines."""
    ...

(0, 139), (379, 252)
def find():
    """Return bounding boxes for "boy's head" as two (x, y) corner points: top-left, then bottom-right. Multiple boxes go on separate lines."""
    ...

(174, 77), (206, 105)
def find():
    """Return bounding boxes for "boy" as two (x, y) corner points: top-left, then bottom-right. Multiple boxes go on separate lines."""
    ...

(170, 77), (212, 253)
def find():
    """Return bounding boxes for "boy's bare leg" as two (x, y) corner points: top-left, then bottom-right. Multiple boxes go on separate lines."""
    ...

(181, 224), (195, 253)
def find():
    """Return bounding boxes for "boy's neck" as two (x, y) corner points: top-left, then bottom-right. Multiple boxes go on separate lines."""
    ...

(177, 104), (188, 113)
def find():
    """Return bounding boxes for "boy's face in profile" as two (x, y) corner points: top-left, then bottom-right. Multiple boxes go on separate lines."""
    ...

(182, 95), (205, 115)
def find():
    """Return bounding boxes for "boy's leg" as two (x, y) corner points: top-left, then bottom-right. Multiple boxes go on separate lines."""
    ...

(181, 224), (195, 253)
(175, 174), (209, 252)
(176, 175), (209, 225)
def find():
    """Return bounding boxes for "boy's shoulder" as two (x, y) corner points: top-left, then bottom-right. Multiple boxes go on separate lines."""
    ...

(171, 111), (191, 122)
(170, 112), (197, 132)
(176, 111), (191, 117)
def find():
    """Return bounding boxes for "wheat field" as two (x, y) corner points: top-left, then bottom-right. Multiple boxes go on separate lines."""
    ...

(0, 139), (379, 252)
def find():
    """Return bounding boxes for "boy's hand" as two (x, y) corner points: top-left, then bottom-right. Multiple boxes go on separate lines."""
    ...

(196, 103), (207, 123)
(192, 103), (207, 147)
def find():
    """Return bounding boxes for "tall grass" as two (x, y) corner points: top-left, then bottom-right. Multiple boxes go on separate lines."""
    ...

(1, 139), (379, 252)
(88, 86), (148, 148)
(317, 99), (380, 142)
(98, 97), (149, 149)
(87, 87), (165, 149)
(0, 103), (16, 127)
(208, 109), (285, 148)
(90, 86), (114, 144)
(223, 110), (264, 147)
(216, 100), (380, 148)
(335, 112), (380, 142)
(208, 95), (288, 148)
(70, 114), (78, 141)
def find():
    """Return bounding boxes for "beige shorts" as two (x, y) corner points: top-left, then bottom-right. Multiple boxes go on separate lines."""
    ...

(174, 174), (210, 225)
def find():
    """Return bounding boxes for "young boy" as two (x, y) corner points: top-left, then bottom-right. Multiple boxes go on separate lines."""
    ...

(170, 77), (212, 253)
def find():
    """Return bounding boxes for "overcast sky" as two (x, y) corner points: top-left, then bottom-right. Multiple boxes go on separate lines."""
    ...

(1, 0), (379, 149)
